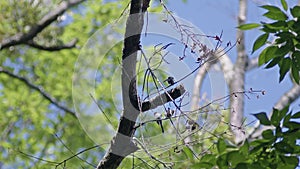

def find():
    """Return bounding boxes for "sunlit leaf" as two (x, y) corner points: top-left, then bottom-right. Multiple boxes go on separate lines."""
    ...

(261, 5), (288, 21)
(217, 139), (226, 154)
(237, 23), (261, 30)
(280, 0), (288, 11)
(252, 33), (268, 53)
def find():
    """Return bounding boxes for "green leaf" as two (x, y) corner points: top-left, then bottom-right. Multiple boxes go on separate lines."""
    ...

(296, 44), (300, 50)
(191, 162), (213, 169)
(275, 140), (295, 153)
(217, 139), (226, 154)
(283, 112), (292, 127)
(290, 6), (300, 18)
(216, 154), (228, 168)
(291, 111), (300, 119)
(283, 121), (300, 130)
(252, 112), (271, 125)
(265, 46), (279, 62)
(261, 5), (288, 21)
(197, 154), (216, 169)
(292, 51), (300, 70)
(239, 140), (249, 156)
(237, 23), (261, 30)
(261, 25), (277, 33)
(279, 57), (291, 82)
(291, 63), (300, 84)
(264, 21), (288, 31)
(262, 129), (274, 140)
(227, 151), (246, 167)
(290, 20), (300, 34)
(259, 47), (268, 66)
(263, 11), (288, 21)
(182, 147), (194, 160)
(280, 156), (299, 168)
(261, 5), (282, 11)
(271, 106), (288, 127)
(200, 154), (216, 164)
(275, 31), (296, 40)
(265, 57), (281, 69)
(280, 0), (288, 11)
(236, 163), (249, 169)
(259, 46), (279, 66)
(275, 40), (293, 57)
(249, 139), (272, 155)
(252, 33), (269, 53)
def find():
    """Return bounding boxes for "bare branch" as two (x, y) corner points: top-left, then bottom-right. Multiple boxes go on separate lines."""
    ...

(274, 83), (300, 110)
(0, 0), (85, 50)
(248, 83), (300, 139)
(27, 39), (78, 51)
(217, 49), (234, 84)
(190, 49), (233, 111)
(130, 77), (186, 112)
(246, 56), (258, 71)
(190, 62), (213, 111)
(0, 67), (76, 117)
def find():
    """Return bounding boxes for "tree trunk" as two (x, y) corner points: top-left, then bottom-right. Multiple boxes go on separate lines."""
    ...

(229, 0), (248, 144)
(96, 0), (150, 168)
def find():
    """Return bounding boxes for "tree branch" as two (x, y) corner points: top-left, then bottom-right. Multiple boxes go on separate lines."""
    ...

(190, 62), (213, 111)
(274, 83), (300, 110)
(26, 39), (78, 51)
(130, 77), (186, 112)
(96, 0), (150, 168)
(190, 49), (233, 111)
(0, 0), (85, 50)
(96, 0), (185, 168)
(0, 67), (76, 117)
(217, 49), (234, 84)
(246, 56), (258, 71)
(248, 82), (300, 139)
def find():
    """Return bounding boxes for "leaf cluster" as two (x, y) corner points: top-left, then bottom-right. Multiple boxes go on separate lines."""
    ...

(191, 105), (300, 169)
(238, 0), (300, 83)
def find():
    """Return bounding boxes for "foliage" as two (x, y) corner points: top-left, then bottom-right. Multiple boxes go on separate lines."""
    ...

(191, 105), (300, 169)
(0, 0), (128, 168)
(238, 0), (300, 83)
(1, 0), (300, 168)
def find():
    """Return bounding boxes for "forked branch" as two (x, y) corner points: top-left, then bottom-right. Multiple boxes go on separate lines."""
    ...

(96, 0), (186, 168)
(0, 0), (84, 50)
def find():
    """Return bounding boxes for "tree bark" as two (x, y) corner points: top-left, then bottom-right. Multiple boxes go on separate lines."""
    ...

(96, 1), (185, 168)
(229, 0), (248, 144)
(96, 1), (149, 168)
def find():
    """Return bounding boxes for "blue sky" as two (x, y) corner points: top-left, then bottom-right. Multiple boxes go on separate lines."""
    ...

(164, 0), (300, 123)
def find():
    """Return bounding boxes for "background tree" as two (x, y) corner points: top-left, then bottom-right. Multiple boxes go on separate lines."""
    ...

(0, 0), (130, 168)
(0, 0), (299, 169)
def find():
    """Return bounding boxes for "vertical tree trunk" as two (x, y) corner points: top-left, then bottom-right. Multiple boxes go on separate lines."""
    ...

(229, 0), (248, 144)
